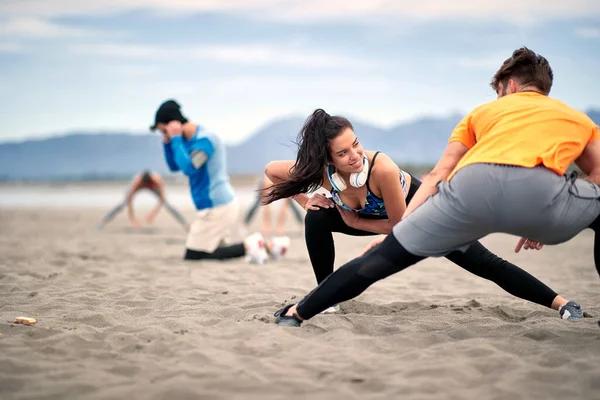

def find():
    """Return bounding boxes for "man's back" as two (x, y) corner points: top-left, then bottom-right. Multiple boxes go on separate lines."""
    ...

(449, 92), (599, 179)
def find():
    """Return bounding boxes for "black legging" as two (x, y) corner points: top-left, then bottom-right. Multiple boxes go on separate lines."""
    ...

(588, 214), (600, 276)
(297, 230), (568, 320)
(184, 244), (245, 260)
(305, 207), (381, 283)
(301, 206), (567, 319)
(305, 175), (421, 283)
(297, 212), (600, 320)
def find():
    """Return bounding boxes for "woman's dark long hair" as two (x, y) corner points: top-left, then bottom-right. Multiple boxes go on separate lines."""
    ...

(263, 109), (353, 205)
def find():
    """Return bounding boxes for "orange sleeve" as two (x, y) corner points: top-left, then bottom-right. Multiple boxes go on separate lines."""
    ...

(448, 114), (476, 149)
(589, 124), (600, 144)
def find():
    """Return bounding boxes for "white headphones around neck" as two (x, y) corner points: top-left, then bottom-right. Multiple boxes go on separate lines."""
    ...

(327, 155), (369, 192)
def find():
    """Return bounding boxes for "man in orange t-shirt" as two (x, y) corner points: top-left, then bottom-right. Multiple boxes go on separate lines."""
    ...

(272, 47), (600, 326)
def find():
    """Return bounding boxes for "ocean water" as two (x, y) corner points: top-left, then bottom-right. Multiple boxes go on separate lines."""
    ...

(0, 183), (263, 209)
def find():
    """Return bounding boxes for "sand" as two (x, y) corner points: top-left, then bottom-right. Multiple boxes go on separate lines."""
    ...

(1, 202), (600, 400)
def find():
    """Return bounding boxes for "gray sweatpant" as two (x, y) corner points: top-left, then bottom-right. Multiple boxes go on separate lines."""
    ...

(393, 164), (600, 257)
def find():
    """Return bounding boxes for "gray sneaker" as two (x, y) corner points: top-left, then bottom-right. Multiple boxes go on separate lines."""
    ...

(559, 301), (584, 320)
(274, 304), (303, 327)
(320, 305), (339, 314)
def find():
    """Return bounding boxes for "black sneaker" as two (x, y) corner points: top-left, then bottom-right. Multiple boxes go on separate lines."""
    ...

(274, 304), (303, 327)
(559, 301), (584, 320)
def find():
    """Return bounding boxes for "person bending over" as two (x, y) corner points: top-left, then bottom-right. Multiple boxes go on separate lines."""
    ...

(96, 170), (188, 230)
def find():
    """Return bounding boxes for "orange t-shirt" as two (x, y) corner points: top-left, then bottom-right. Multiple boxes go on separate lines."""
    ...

(447, 92), (600, 180)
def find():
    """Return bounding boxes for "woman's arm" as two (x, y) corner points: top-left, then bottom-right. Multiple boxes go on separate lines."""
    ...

(264, 160), (332, 210)
(351, 155), (406, 234)
(264, 160), (295, 184)
(575, 131), (600, 184)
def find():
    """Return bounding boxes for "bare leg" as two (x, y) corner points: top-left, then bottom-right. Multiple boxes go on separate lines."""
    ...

(96, 200), (126, 229)
(244, 193), (262, 225)
(288, 198), (305, 224)
(164, 201), (189, 228)
(262, 204), (272, 234)
(275, 199), (291, 234)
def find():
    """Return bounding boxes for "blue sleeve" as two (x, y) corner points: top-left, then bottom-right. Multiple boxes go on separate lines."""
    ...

(163, 142), (179, 172)
(189, 137), (215, 158)
(169, 136), (214, 176)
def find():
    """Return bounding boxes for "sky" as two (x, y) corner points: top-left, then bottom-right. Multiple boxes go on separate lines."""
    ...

(1, 0), (599, 144)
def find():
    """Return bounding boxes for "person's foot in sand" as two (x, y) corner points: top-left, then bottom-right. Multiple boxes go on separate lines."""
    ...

(274, 296), (584, 328)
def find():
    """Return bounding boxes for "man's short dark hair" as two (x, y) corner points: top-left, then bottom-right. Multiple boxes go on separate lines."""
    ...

(491, 47), (553, 95)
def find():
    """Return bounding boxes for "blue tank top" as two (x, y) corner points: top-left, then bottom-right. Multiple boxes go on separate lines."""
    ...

(330, 151), (409, 217)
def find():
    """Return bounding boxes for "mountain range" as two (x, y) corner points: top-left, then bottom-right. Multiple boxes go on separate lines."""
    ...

(1, 109), (598, 181)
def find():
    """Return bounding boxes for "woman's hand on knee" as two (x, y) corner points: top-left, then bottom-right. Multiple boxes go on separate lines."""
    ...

(305, 194), (334, 211)
(514, 237), (544, 253)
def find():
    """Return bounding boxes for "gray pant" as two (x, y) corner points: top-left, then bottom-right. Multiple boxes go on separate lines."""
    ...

(393, 164), (600, 257)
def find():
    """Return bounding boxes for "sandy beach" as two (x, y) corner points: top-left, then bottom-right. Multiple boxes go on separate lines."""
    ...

(1, 188), (600, 400)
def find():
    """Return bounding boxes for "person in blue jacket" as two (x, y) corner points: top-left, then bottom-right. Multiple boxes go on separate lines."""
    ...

(150, 100), (290, 263)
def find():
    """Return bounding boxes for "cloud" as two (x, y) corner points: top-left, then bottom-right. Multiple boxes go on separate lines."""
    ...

(454, 55), (507, 70)
(192, 45), (380, 68)
(72, 43), (156, 58)
(71, 43), (383, 69)
(575, 27), (600, 38)
(205, 74), (397, 95)
(105, 64), (160, 78)
(451, 47), (580, 70)
(0, 17), (94, 38)
(2, 0), (599, 24)
(0, 42), (23, 53)
(260, 0), (600, 24)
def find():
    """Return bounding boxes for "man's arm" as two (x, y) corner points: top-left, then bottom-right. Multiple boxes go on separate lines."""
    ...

(575, 127), (600, 184)
(402, 141), (469, 219)
(170, 136), (212, 176)
(163, 142), (180, 172)
(403, 113), (474, 219)
(515, 126), (600, 253)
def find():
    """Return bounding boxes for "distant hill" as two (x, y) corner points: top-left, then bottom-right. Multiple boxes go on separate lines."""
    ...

(585, 109), (600, 126)
(0, 109), (598, 181)
(0, 133), (170, 181)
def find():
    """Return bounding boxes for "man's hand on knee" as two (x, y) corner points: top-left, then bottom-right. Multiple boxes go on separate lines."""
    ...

(514, 237), (544, 253)
(362, 236), (385, 256)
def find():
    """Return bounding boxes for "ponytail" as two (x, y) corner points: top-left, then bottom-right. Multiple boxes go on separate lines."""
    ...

(263, 109), (353, 204)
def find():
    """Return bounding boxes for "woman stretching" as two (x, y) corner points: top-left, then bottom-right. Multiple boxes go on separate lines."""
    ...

(263, 109), (583, 321)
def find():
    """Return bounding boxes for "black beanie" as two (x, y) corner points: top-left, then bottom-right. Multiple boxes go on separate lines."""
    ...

(149, 100), (189, 131)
